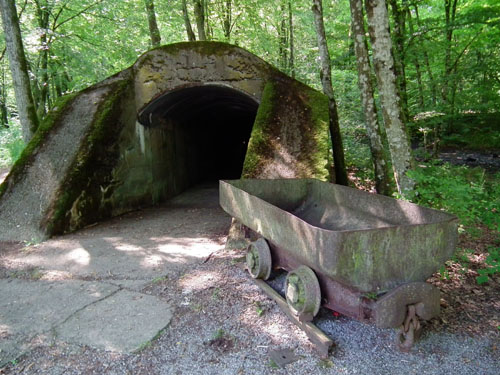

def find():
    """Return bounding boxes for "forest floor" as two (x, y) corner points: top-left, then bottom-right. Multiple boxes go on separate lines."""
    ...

(0, 182), (498, 375)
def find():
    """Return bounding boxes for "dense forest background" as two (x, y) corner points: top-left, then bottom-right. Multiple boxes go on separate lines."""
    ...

(0, 1), (499, 290)
(1, 0), (499, 167)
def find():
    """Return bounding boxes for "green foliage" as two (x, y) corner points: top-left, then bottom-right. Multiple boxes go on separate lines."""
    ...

(476, 247), (500, 285)
(409, 113), (500, 150)
(152, 275), (168, 284)
(212, 328), (225, 340)
(0, 93), (78, 199)
(211, 287), (221, 300)
(0, 122), (24, 168)
(254, 301), (264, 317)
(318, 358), (334, 369)
(407, 163), (500, 232)
(342, 124), (374, 175)
(268, 359), (279, 369)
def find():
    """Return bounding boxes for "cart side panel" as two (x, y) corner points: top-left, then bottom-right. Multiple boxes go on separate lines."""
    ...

(335, 221), (458, 292)
(220, 180), (342, 274)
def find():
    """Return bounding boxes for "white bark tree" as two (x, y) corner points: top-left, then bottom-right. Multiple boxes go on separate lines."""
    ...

(349, 0), (392, 195)
(364, 0), (414, 195)
(0, 0), (39, 142)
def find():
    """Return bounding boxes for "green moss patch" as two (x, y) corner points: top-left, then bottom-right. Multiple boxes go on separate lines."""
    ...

(42, 78), (132, 235)
(304, 89), (331, 181)
(242, 78), (330, 180)
(241, 81), (277, 178)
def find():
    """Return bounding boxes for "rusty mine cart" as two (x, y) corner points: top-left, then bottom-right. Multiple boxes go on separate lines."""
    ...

(220, 179), (458, 355)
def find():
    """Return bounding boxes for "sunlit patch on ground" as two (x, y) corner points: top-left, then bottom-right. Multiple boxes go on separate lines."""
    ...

(178, 270), (224, 294)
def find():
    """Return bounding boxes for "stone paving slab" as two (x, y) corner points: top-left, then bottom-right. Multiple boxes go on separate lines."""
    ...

(0, 279), (173, 366)
(55, 289), (173, 353)
(0, 185), (224, 367)
(0, 279), (119, 366)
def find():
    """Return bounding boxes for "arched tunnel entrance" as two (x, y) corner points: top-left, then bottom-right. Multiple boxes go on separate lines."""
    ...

(138, 85), (259, 200)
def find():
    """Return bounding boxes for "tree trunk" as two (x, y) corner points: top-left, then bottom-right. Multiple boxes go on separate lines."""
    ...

(222, 0), (232, 40)
(365, 0), (414, 195)
(288, 0), (295, 78)
(311, 0), (348, 186)
(0, 0), (39, 141)
(144, 0), (161, 47)
(414, 4), (437, 106)
(1, 65), (8, 128)
(34, 0), (50, 119)
(205, 0), (212, 39)
(278, 1), (288, 72)
(181, 0), (196, 41)
(349, 0), (392, 195)
(193, 0), (207, 41)
(388, 0), (408, 122)
(406, 8), (424, 110)
(442, 0), (458, 106)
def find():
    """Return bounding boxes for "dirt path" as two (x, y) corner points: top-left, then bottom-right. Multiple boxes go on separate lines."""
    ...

(0, 184), (498, 374)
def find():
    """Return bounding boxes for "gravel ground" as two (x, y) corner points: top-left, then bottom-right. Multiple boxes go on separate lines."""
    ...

(0, 184), (498, 374)
(1, 247), (498, 375)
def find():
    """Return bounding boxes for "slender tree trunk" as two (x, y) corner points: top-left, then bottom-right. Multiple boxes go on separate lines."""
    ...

(0, 0), (39, 141)
(144, 0), (161, 47)
(388, 0), (408, 122)
(181, 0), (196, 41)
(205, 0), (212, 39)
(414, 4), (436, 106)
(34, 0), (50, 119)
(442, 0), (458, 106)
(222, 0), (232, 40)
(365, 0), (414, 195)
(407, 8), (424, 110)
(312, 0), (348, 186)
(193, 0), (207, 41)
(53, 71), (62, 98)
(278, 0), (288, 72)
(288, 0), (295, 78)
(1, 65), (8, 128)
(349, 0), (392, 195)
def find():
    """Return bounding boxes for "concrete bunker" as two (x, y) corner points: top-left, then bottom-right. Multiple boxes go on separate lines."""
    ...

(0, 42), (333, 241)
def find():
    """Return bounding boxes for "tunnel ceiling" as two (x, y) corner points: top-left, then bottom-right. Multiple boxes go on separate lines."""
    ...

(137, 85), (259, 126)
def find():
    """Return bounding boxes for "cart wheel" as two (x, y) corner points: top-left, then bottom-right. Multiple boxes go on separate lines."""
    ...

(285, 266), (321, 318)
(246, 238), (272, 280)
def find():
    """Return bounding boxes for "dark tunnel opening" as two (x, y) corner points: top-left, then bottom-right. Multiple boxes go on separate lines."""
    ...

(138, 85), (259, 198)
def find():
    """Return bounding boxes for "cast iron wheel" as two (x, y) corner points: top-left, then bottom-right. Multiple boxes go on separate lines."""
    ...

(246, 238), (272, 280)
(285, 265), (321, 318)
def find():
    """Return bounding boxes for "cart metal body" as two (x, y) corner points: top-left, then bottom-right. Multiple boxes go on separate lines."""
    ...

(220, 179), (458, 329)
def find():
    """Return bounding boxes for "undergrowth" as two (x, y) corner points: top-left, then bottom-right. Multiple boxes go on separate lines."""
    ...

(0, 121), (24, 169)
(407, 163), (500, 233)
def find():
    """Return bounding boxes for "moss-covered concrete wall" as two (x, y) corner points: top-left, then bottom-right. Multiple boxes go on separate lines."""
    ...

(242, 79), (331, 180)
(0, 41), (333, 242)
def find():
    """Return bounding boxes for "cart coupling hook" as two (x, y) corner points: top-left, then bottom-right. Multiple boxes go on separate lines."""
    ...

(397, 304), (421, 352)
